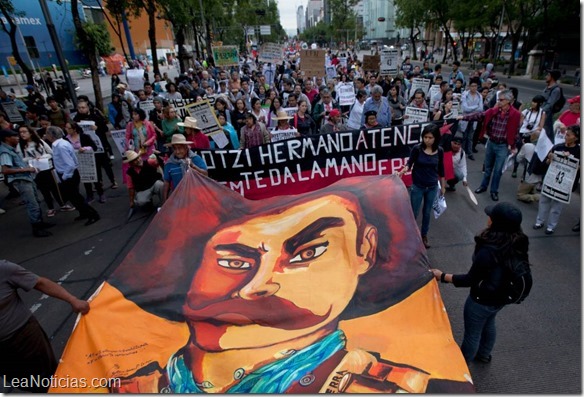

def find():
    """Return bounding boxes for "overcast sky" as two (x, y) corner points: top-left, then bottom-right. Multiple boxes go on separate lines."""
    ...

(276, 0), (307, 35)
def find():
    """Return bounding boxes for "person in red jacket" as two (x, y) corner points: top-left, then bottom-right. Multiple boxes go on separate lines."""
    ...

(458, 89), (521, 201)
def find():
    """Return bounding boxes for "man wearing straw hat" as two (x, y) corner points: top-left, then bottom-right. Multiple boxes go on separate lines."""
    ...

(162, 134), (208, 203)
(177, 117), (210, 150)
(123, 150), (164, 209)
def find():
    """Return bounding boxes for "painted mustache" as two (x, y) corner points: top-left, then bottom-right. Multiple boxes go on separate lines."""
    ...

(183, 295), (330, 330)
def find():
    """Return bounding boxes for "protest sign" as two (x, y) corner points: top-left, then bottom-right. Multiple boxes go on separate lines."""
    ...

(185, 100), (222, 135)
(76, 151), (97, 183)
(429, 85), (441, 109)
(362, 55), (380, 72)
(339, 56), (348, 68)
(138, 100), (155, 119)
(542, 153), (580, 204)
(126, 69), (145, 92)
(77, 121), (105, 153)
(380, 48), (399, 76)
(110, 129), (127, 157)
(258, 43), (283, 64)
(338, 83), (356, 106)
(404, 107), (430, 124)
(0, 102), (23, 123)
(326, 65), (337, 79)
(410, 78), (432, 96)
(212, 46), (239, 67)
(270, 128), (298, 142)
(300, 49), (326, 78)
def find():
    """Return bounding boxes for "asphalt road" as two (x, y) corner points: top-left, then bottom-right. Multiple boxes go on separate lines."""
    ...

(0, 54), (581, 393)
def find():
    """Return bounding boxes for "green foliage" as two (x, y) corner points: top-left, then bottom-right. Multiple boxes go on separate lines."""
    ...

(77, 22), (113, 56)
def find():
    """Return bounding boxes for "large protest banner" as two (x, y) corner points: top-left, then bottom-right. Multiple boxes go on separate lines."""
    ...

(362, 55), (380, 72)
(258, 43), (284, 64)
(52, 170), (473, 393)
(212, 46), (239, 67)
(541, 153), (580, 204)
(198, 121), (447, 199)
(300, 49), (326, 77)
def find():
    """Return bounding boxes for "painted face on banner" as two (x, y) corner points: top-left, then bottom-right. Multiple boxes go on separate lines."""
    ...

(183, 195), (377, 351)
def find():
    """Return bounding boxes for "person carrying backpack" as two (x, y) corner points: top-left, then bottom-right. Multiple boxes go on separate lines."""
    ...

(431, 202), (532, 363)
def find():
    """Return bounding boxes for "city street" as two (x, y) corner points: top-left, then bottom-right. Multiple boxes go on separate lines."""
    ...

(0, 55), (581, 393)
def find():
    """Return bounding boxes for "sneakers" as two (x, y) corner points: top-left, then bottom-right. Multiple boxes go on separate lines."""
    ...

(111, 182), (119, 189)
(86, 195), (95, 204)
(47, 209), (57, 217)
(109, 155), (115, 160)
(422, 235), (430, 249)
(533, 223), (544, 230)
(475, 354), (492, 363)
(60, 204), (76, 212)
(545, 228), (554, 235)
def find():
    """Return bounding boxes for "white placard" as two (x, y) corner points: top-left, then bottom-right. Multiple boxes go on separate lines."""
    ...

(339, 57), (347, 68)
(126, 68), (145, 92)
(270, 128), (298, 142)
(258, 43), (283, 64)
(451, 101), (460, 118)
(410, 78), (431, 96)
(110, 129), (127, 157)
(185, 100), (222, 135)
(76, 151), (97, 183)
(78, 121), (105, 153)
(380, 48), (399, 76)
(260, 25), (271, 35)
(138, 100), (155, 119)
(326, 65), (337, 79)
(404, 107), (429, 124)
(210, 131), (229, 149)
(541, 152), (580, 204)
(29, 158), (52, 171)
(281, 107), (297, 118)
(429, 85), (441, 109)
(338, 83), (356, 106)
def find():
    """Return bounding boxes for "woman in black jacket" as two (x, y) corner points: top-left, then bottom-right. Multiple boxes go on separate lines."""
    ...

(431, 202), (530, 363)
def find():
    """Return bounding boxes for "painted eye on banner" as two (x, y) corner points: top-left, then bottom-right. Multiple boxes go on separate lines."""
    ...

(290, 242), (329, 264)
(218, 259), (252, 269)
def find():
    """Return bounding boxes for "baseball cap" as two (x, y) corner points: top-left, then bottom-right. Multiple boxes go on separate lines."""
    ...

(568, 95), (580, 104)
(0, 128), (18, 139)
(328, 109), (341, 118)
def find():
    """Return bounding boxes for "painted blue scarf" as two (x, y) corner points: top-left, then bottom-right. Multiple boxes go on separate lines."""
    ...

(167, 330), (346, 393)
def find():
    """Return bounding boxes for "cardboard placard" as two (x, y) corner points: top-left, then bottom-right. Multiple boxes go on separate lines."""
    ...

(185, 100), (222, 135)
(258, 43), (284, 64)
(300, 49), (326, 78)
(362, 55), (380, 72)
(212, 46), (239, 67)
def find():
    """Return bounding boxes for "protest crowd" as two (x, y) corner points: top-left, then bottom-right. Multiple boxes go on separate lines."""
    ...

(0, 39), (580, 391)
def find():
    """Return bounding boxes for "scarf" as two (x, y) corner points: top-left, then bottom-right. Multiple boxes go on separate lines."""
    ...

(167, 330), (346, 393)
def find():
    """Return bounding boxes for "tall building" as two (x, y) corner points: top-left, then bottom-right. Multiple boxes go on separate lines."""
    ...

(297, 5), (306, 34)
(305, 0), (323, 29)
(362, 0), (396, 43)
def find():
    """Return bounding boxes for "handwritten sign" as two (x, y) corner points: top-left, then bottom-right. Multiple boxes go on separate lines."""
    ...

(404, 107), (429, 124)
(300, 49), (326, 78)
(362, 55), (380, 72)
(212, 46), (239, 67)
(270, 128), (298, 142)
(258, 43), (283, 64)
(380, 49), (399, 76)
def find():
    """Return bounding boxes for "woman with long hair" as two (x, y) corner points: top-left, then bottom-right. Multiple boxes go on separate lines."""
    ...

(397, 123), (445, 248)
(214, 97), (232, 125)
(125, 108), (156, 161)
(292, 100), (316, 135)
(161, 106), (183, 145)
(431, 202), (530, 363)
(16, 125), (71, 217)
(250, 97), (268, 125)
(232, 98), (248, 135)
(267, 97), (283, 129)
(388, 85), (407, 126)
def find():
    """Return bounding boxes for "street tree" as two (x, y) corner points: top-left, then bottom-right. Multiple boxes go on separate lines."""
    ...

(0, 0), (34, 85)
(394, 0), (427, 60)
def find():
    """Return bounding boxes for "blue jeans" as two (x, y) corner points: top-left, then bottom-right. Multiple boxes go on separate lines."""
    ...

(461, 295), (504, 362)
(410, 184), (438, 236)
(480, 140), (509, 194)
(12, 179), (42, 224)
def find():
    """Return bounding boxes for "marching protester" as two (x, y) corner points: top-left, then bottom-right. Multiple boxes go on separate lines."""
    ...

(292, 99), (316, 135)
(533, 125), (580, 234)
(397, 123), (446, 249)
(162, 134), (208, 203)
(240, 113), (271, 149)
(431, 202), (531, 363)
(0, 259), (90, 392)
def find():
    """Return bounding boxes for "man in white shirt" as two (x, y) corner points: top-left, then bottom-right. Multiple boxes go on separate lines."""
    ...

(459, 78), (483, 160)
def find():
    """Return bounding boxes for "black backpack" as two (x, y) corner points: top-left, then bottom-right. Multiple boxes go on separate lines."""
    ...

(498, 250), (533, 304)
(551, 86), (566, 114)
